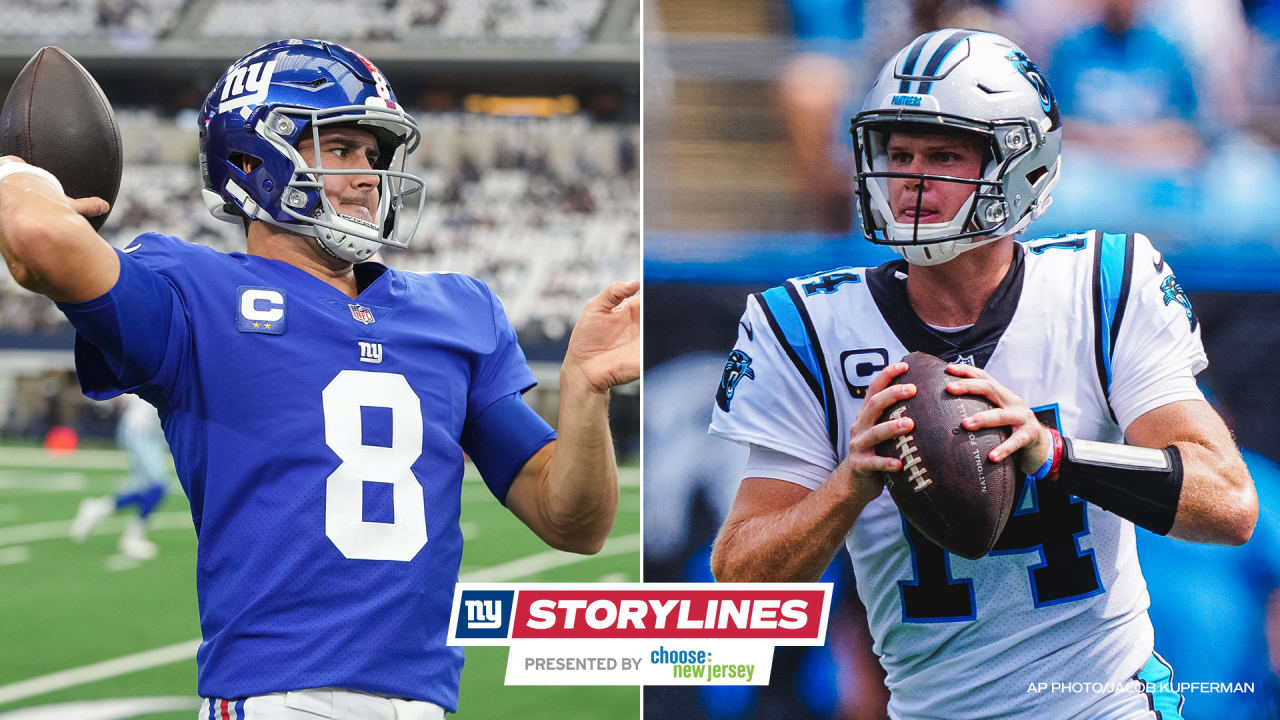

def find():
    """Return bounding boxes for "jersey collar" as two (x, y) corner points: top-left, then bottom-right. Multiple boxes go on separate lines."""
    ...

(866, 243), (1026, 369)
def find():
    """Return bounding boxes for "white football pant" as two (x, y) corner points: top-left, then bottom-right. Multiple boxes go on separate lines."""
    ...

(198, 688), (446, 719)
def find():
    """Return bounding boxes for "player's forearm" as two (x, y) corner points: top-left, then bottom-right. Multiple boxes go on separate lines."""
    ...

(0, 175), (117, 302)
(536, 372), (620, 554)
(712, 478), (865, 583)
(1166, 439), (1256, 545)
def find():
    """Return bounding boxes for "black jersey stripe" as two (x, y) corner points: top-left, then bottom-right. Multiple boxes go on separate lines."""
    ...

(784, 281), (841, 455)
(753, 291), (824, 409)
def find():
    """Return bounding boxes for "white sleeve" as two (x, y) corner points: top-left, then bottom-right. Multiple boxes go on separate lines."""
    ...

(1108, 233), (1208, 430)
(708, 294), (839, 472)
(742, 443), (831, 491)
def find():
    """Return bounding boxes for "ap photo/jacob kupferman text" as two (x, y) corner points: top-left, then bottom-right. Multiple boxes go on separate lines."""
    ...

(0, 2), (639, 719)
(645, 1), (1280, 719)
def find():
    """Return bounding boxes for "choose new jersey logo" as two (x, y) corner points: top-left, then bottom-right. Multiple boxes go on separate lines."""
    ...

(236, 286), (286, 335)
(455, 590), (515, 639)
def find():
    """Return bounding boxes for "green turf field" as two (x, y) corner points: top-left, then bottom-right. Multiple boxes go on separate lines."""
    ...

(0, 446), (640, 719)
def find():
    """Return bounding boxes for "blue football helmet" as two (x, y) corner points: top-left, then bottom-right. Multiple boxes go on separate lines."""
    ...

(200, 39), (425, 262)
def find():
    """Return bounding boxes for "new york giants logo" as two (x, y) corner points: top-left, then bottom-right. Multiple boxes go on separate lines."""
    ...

(358, 341), (383, 364)
(466, 599), (503, 628)
(219, 60), (277, 113)
(454, 590), (515, 639)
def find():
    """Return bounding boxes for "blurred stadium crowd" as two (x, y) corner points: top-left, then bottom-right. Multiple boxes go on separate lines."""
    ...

(773, 0), (1280, 243)
(1, 0), (624, 45)
(0, 111), (639, 342)
(0, 0), (640, 448)
(645, 1), (1280, 719)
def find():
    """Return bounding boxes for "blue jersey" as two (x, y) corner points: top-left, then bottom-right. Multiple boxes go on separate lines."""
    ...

(58, 233), (552, 710)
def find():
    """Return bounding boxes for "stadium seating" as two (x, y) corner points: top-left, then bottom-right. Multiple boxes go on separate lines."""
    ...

(0, 0), (609, 45)
(0, 110), (639, 342)
(0, 0), (185, 41)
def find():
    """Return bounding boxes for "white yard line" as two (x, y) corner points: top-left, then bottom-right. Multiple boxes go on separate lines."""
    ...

(458, 532), (641, 582)
(0, 547), (30, 567)
(0, 696), (200, 720)
(0, 449), (130, 471)
(0, 513), (191, 549)
(0, 641), (201, 706)
(0, 473), (90, 492)
(0, 531), (641, 706)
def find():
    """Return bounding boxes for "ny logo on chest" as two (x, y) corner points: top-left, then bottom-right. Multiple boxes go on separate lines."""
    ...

(358, 341), (383, 364)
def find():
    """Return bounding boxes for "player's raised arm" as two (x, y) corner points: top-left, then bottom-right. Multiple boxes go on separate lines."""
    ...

(0, 156), (115, 303)
(504, 280), (640, 554)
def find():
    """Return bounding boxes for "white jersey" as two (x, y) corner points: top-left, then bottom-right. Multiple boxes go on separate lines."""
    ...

(117, 393), (170, 489)
(710, 231), (1206, 720)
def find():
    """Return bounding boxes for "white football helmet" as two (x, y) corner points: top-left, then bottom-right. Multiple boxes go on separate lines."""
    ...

(852, 30), (1062, 266)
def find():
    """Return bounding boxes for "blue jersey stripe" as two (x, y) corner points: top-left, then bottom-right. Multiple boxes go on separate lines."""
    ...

(1137, 651), (1186, 719)
(1092, 231), (1130, 420)
(784, 281), (841, 455)
(234, 698), (246, 719)
(207, 698), (216, 720)
(759, 285), (834, 448)
(917, 30), (974, 94)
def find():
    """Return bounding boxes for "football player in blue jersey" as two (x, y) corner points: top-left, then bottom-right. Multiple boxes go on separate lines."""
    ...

(709, 30), (1257, 719)
(0, 39), (638, 719)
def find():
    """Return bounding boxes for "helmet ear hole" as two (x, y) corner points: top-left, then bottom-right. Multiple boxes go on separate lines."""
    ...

(1025, 165), (1048, 187)
(229, 152), (263, 175)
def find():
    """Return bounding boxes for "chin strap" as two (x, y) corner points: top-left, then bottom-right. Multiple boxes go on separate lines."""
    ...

(894, 234), (1000, 266)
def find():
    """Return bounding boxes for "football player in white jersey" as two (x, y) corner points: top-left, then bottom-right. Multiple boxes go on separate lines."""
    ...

(709, 30), (1257, 720)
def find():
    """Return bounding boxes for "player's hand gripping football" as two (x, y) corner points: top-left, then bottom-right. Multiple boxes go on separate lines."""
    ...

(944, 363), (1052, 474)
(0, 156), (110, 219)
(834, 361), (917, 506)
(562, 280), (641, 394)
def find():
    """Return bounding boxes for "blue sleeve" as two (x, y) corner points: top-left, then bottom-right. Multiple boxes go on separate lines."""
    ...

(55, 247), (190, 402)
(466, 283), (537, 421)
(461, 392), (557, 504)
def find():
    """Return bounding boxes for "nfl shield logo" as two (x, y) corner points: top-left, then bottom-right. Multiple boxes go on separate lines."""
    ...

(348, 304), (375, 324)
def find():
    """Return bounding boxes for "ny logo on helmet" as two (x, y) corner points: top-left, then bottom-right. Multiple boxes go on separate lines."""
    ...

(219, 59), (277, 114)
(716, 349), (756, 412)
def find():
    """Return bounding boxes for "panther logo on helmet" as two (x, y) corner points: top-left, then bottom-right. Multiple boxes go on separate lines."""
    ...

(1006, 50), (1059, 128)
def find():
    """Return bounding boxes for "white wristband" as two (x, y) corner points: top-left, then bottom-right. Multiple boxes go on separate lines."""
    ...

(0, 163), (64, 196)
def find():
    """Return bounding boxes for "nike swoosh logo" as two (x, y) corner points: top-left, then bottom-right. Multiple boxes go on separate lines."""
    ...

(121, 243), (142, 254)
(1153, 253), (1164, 273)
(739, 321), (754, 341)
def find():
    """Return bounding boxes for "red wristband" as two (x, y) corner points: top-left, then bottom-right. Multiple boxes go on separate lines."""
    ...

(1044, 428), (1064, 482)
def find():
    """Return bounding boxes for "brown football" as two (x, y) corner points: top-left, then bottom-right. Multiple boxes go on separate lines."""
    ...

(0, 47), (121, 231)
(874, 351), (1017, 560)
